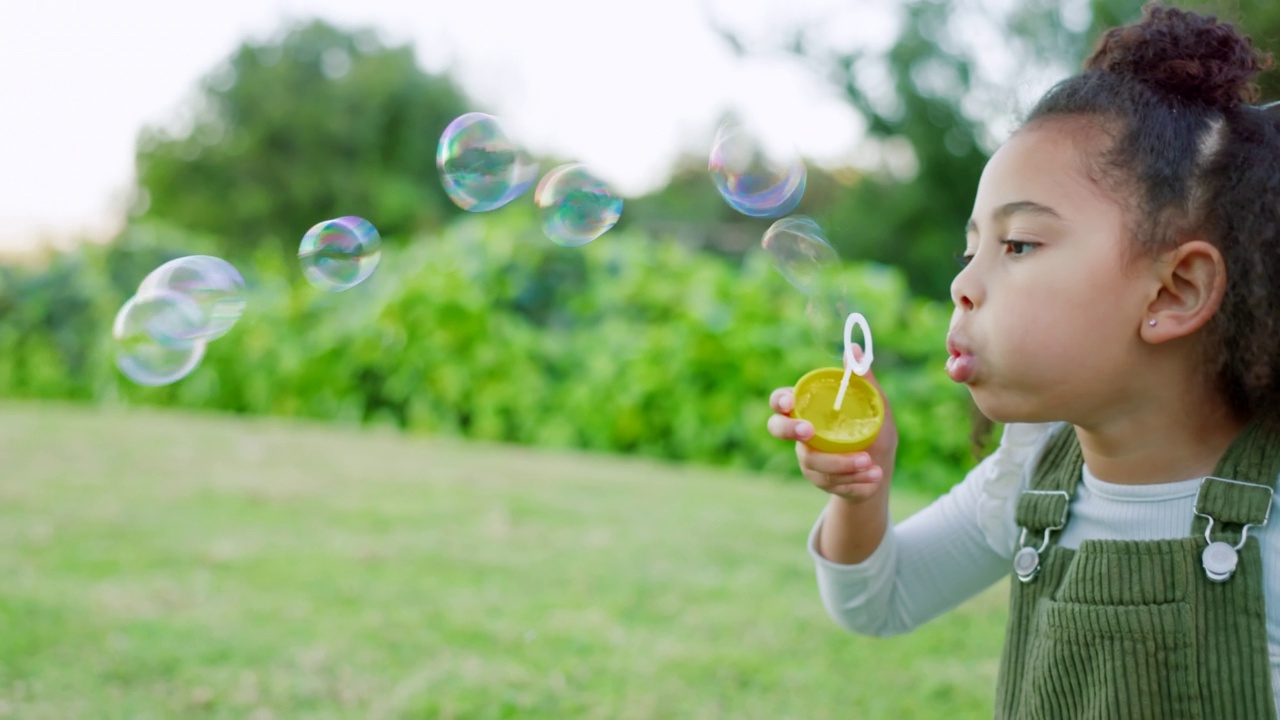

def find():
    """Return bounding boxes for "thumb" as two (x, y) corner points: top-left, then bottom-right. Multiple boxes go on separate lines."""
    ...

(843, 343), (880, 386)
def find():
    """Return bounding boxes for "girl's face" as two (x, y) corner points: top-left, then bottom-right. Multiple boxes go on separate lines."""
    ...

(949, 119), (1155, 423)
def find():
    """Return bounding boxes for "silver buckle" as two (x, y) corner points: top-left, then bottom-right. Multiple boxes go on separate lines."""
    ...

(1013, 490), (1070, 583)
(1193, 476), (1274, 583)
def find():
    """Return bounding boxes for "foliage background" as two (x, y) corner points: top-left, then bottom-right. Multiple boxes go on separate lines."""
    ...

(0, 212), (969, 492)
(4, 0), (1279, 494)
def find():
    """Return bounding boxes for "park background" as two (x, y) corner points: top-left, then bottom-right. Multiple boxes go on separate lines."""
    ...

(2, 0), (1278, 717)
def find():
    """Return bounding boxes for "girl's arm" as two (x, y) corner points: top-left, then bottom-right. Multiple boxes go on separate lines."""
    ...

(810, 444), (1026, 637)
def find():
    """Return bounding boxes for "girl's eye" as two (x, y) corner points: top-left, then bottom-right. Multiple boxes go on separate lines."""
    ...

(956, 240), (1037, 269)
(1002, 239), (1037, 256)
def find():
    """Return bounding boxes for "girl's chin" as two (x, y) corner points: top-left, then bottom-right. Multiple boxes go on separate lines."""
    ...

(970, 394), (1059, 425)
(968, 386), (1039, 425)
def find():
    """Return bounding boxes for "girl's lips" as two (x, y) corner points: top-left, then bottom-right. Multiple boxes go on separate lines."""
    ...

(946, 353), (976, 384)
(945, 331), (974, 383)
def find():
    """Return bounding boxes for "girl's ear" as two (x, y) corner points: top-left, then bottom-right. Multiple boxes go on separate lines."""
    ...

(1141, 239), (1227, 343)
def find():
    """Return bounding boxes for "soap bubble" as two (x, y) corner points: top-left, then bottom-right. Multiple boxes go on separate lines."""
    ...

(762, 216), (839, 295)
(112, 291), (207, 386)
(534, 164), (623, 247)
(137, 255), (246, 341)
(709, 123), (806, 218)
(298, 216), (382, 292)
(437, 112), (538, 212)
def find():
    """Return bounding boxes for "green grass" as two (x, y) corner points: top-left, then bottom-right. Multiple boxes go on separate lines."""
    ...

(0, 401), (1008, 719)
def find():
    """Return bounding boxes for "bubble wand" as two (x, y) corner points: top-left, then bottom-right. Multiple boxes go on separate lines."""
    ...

(834, 312), (873, 411)
(789, 311), (884, 453)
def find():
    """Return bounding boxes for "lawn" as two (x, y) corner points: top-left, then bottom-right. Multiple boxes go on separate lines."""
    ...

(0, 401), (1007, 719)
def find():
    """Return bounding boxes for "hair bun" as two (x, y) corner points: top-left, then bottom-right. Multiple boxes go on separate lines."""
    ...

(1086, 3), (1271, 108)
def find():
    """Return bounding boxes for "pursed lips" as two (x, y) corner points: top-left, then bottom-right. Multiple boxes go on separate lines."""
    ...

(945, 331), (977, 384)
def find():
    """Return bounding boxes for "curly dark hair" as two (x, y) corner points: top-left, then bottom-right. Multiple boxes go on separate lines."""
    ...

(971, 2), (1279, 451)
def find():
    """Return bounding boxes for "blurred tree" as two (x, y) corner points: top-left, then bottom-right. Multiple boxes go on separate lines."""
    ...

(134, 20), (473, 262)
(1011, 0), (1280, 101)
(705, 0), (1004, 300)
(711, 0), (1280, 300)
(818, 0), (990, 301)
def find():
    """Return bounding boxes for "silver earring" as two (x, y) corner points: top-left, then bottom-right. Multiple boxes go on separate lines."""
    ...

(1148, 319), (1157, 327)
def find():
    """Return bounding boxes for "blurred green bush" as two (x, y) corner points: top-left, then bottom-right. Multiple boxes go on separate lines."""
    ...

(0, 213), (974, 494)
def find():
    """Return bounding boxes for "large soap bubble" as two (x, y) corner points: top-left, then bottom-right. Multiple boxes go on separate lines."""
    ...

(709, 123), (806, 218)
(137, 255), (246, 341)
(112, 291), (207, 386)
(298, 216), (382, 292)
(761, 216), (839, 296)
(437, 112), (539, 212)
(534, 164), (623, 247)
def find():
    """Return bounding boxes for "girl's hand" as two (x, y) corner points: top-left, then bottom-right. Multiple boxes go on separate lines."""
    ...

(766, 346), (899, 502)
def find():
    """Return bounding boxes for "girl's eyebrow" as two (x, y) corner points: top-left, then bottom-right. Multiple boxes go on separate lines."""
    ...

(964, 201), (1065, 235)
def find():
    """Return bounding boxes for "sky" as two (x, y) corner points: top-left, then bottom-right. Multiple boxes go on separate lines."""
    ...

(0, 0), (918, 254)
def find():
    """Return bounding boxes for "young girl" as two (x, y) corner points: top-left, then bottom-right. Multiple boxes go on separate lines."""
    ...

(767, 4), (1280, 718)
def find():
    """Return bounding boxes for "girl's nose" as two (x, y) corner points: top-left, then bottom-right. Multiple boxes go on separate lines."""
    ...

(951, 268), (978, 311)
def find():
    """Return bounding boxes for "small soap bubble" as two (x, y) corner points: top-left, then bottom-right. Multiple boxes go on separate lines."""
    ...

(709, 123), (806, 218)
(298, 216), (382, 292)
(437, 112), (539, 212)
(762, 216), (839, 295)
(112, 292), (208, 386)
(534, 164), (623, 247)
(137, 255), (246, 341)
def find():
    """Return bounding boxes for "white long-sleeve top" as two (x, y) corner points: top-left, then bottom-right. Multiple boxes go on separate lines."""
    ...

(808, 422), (1280, 709)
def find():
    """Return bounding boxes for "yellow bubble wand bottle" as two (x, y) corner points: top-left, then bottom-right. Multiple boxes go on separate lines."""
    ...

(791, 312), (884, 452)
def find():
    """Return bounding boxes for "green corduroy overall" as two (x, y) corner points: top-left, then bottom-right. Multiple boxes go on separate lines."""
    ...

(995, 421), (1279, 719)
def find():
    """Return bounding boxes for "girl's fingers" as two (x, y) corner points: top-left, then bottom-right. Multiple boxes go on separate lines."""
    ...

(767, 413), (814, 441)
(769, 387), (795, 415)
(830, 477), (883, 498)
(817, 467), (884, 496)
(797, 446), (873, 476)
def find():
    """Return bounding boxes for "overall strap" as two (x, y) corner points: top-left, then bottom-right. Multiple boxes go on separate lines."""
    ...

(1185, 417), (1280, 719)
(1010, 424), (1081, 585)
(1015, 423), (1081, 534)
(998, 423), (1083, 717)
(1192, 418), (1280, 545)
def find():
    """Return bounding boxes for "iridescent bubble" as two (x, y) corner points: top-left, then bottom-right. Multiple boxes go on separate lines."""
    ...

(137, 255), (246, 341)
(112, 291), (207, 386)
(298, 216), (382, 292)
(762, 216), (839, 295)
(534, 164), (623, 247)
(437, 112), (539, 212)
(709, 123), (806, 218)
